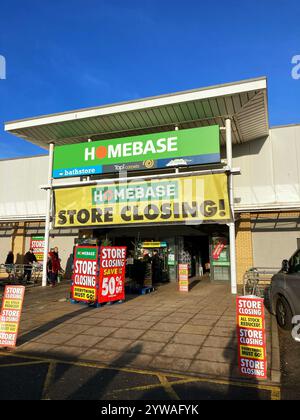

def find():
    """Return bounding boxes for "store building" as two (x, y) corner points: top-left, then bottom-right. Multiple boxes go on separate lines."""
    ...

(1, 77), (300, 293)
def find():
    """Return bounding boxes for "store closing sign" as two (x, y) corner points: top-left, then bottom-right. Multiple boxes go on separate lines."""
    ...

(0, 286), (25, 348)
(178, 264), (189, 292)
(30, 236), (45, 262)
(54, 173), (230, 228)
(98, 247), (126, 304)
(71, 246), (99, 303)
(237, 296), (267, 380)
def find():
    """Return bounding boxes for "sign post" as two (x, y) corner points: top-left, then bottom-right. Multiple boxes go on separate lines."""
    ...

(236, 296), (267, 380)
(0, 286), (25, 348)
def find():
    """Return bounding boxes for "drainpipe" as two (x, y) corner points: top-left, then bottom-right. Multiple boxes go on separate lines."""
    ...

(42, 142), (54, 287)
(225, 119), (237, 295)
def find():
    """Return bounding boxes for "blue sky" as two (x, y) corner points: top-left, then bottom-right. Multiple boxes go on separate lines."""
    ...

(0, 0), (299, 158)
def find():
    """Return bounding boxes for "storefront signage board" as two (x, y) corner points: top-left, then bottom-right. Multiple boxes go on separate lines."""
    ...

(236, 296), (267, 380)
(52, 126), (220, 178)
(54, 173), (230, 228)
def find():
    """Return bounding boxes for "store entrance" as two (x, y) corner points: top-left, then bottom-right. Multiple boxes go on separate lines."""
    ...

(87, 224), (229, 288)
(180, 235), (210, 279)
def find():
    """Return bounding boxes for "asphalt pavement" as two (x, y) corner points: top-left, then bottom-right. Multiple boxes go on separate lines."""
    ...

(278, 326), (300, 400)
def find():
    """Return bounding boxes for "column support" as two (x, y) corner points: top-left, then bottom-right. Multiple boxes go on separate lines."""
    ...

(226, 118), (237, 295)
(42, 142), (54, 287)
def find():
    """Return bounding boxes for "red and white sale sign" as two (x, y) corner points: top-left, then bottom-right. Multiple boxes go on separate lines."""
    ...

(178, 264), (189, 292)
(212, 239), (226, 260)
(98, 247), (127, 304)
(0, 286), (25, 348)
(30, 236), (45, 262)
(237, 296), (267, 380)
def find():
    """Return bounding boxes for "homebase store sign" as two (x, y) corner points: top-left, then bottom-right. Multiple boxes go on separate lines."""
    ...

(52, 126), (220, 178)
(54, 173), (230, 228)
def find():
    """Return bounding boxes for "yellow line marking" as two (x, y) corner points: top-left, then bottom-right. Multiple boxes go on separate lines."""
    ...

(0, 361), (48, 368)
(0, 350), (280, 399)
(108, 377), (199, 398)
(42, 362), (56, 400)
(157, 374), (181, 400)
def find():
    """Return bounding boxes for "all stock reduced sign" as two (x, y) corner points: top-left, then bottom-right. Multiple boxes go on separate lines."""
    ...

(71, 246), (99, 304)
(98, 247), (127, 305)
(236, 296), (267, 380)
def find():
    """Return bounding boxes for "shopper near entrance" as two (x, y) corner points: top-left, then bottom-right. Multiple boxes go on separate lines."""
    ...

(23, 248), (37, 283)
(47, 248), (61, 287)
(152, 250), (162, 284)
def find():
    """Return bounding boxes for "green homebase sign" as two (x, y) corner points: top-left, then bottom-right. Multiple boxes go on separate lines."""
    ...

(75, 247), (98, 260)
(52, 125), (220, 178)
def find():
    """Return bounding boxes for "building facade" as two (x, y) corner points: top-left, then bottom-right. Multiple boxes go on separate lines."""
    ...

(1, 78), (299, 290)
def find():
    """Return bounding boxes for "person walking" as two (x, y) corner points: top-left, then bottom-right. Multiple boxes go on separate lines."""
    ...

(23, 248), (37, 283)
(152, 250), (162, 285)
(47, 249), (61, 287)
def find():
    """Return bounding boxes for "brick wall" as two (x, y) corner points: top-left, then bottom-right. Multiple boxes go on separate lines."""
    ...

(235, 213), (253, 285)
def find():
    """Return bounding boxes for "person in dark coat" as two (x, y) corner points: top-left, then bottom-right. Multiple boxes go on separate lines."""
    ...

(152, 250), (162, 284)
(5, 251), (14, 265)
(23, 248), (37, 283)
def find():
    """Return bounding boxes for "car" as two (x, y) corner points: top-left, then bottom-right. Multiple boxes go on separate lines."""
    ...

(269, 249), (300, 330)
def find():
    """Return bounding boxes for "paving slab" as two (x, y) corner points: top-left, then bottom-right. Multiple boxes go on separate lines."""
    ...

(1, 280), (280, 387)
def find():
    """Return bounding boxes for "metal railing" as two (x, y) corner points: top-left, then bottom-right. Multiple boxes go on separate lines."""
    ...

(243, 267), (280, 298)
(0, 263), (43, 286)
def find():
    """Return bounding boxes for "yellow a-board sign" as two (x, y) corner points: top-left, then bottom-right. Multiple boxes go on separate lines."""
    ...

(54, 173), (230, 228)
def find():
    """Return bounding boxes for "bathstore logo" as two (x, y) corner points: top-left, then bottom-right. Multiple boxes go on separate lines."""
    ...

(84, 136), (178, 162)
(0, 55), (6, 80)
(292, 55), (300, 80)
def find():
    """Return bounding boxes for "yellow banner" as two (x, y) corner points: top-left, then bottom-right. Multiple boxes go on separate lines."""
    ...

(240, 345), (265, 360)
(238, 316), (263, 329)
(73, 287), (96, 302)
(54, 173), (230, 228)
(0, 322), (18, 333)
(3, 300), (22, 310)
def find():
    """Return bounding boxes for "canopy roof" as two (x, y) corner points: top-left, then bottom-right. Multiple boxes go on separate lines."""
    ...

(5, 77), (269, 149)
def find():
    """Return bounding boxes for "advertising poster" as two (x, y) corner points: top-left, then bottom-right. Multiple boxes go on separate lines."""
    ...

(178, 264), (189, 292)
(30, 236), (45, 262)
(212, 237), (230, 266)
(54, 173), (230, 228)
(98, 247), (127, 304)
(236, 296), (267, 380)
(0, 286), (25, 348)
(71, 246), (99, 303)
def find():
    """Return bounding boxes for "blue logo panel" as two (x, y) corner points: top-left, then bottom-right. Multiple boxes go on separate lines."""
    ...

(53, 166), (102, 179)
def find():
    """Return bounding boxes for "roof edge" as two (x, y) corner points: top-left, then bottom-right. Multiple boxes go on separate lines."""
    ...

(5, 77), (267, 132)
